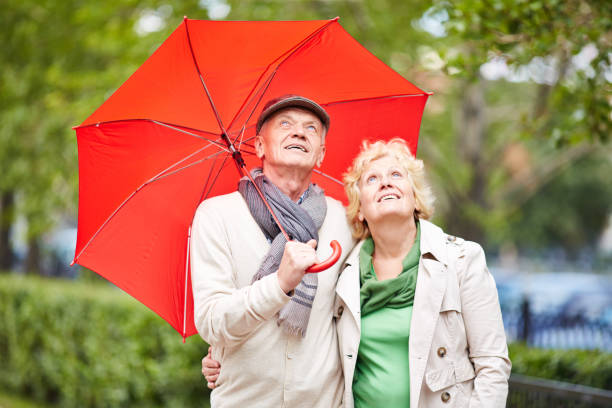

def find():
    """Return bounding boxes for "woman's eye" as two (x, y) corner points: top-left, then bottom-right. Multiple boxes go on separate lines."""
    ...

(391, 171), (402, 178)
(366, 175), (377, 184)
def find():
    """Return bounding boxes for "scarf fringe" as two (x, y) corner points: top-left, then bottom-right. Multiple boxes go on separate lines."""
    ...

(277, 317), (306, 338)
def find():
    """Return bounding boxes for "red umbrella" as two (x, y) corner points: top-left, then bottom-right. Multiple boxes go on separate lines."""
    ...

(73, 17), (429, 340)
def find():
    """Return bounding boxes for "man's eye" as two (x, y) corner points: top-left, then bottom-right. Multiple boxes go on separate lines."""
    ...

(306, 125), (317, 132)
(280, 120), (290, 127)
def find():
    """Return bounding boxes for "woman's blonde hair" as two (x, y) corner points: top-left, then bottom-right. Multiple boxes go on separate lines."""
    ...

(343, 138), (435, 240)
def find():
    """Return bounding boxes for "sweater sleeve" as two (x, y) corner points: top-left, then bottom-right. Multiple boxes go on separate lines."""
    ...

(190, 200), (291, 347)
(457, 241), (512, 408)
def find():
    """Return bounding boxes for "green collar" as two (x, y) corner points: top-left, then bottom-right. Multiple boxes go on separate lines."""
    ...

(359, 222), (421, 316)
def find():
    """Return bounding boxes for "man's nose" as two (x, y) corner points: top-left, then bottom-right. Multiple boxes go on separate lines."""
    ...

(291, 127), (306, 138)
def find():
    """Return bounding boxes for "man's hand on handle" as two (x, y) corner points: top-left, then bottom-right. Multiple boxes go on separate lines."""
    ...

(203, 240), (317, 389)
(277, 239), (318, 294)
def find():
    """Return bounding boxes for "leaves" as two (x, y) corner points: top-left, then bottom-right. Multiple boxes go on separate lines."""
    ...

(1, 0), (610, 263)
(0, 274), (210, 407)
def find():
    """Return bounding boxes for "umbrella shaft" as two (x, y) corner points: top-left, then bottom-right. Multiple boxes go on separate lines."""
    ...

(242, 168), (290, 242)
(220, 133), (290, 242)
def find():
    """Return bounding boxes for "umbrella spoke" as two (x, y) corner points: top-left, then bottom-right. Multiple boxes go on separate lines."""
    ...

(232, 131), (256, 154)
(200, 151), (235, 202)
(184, 17), (229, 137)
(151, 120), (229, 147)
(312, 169), (343, 186)
(74, 144), (228, 264)
(324, 93), (431, 107)
(150, 150), (229, 184)
(145, 135), (227, 181)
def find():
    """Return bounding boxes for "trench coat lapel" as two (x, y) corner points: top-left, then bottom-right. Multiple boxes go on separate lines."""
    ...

(409, 220), (449, 408)
(336, 241), (364, 327)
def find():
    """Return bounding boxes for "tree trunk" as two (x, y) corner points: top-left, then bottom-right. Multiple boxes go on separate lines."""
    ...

(0, 191), (15, 271)
(448, 79), (488, 242)
(25, 237), (42, 275)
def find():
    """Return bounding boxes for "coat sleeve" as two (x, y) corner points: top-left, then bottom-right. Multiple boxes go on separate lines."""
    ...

(457, 241), (511, 408)
(190, 200), (291, 347)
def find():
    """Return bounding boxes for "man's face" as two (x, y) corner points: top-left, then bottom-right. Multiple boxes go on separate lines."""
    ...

(255, 107), (326, 173)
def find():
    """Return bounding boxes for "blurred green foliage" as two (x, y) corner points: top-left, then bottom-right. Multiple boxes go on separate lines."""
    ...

(506, 153), (612, 253)
(0, 0), (203, 269)
(0, 274), (210, 408)
(509, 342), (612, 390)
(0, 390), (52, 408)
(436, 0), (611, 144)
(1, 1), (610, 261)
(2, 275), (611, 407)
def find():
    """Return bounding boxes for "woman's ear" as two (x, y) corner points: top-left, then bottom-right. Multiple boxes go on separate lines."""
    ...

(358, 208), (364, 222)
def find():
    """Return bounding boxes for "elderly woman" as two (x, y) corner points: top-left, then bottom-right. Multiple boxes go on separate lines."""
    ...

(202, 139), (511, 407)
(336, 138), (510, 407)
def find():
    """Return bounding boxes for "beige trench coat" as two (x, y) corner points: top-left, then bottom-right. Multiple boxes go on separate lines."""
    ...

(334, 220), (511, 408)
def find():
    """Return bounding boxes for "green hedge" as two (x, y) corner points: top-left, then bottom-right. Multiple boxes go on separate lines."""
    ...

(0, 274), (210, 408)
(2, 275), (611, 408)
(509, 342), (612, 390)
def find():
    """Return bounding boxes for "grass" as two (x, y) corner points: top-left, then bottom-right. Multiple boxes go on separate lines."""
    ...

(0, 390), (51, 408)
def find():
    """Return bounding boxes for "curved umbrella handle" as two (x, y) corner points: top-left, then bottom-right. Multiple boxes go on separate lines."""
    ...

(306, 240), (342, 273)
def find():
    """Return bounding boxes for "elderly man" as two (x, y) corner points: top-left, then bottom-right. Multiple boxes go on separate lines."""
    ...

(191, 95), (354, 407)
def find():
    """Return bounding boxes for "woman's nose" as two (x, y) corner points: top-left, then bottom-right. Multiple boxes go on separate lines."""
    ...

(379, 176), (392, 188)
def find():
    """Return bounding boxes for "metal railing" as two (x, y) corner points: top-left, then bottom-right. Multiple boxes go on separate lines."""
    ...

(508, 374), (612, 408)
(502, 298), (612, 351)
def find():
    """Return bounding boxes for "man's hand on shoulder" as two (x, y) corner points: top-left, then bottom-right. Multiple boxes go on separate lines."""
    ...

(277, 239), (318, 294)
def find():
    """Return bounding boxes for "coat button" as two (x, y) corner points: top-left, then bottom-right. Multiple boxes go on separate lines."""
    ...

(437, 347), (447, 357)
(441, 391), (451, 402)
(447, 235), (456, 242)
(337, 306), (344, 317)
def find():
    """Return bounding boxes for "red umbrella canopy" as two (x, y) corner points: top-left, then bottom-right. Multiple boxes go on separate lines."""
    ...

(74, 17), (429, 339)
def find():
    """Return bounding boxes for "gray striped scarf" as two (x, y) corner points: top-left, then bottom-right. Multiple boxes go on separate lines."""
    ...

(238, 168), (327, 337)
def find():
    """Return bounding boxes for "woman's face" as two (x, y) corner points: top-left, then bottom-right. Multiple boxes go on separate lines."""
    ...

(358, 155), (416, 226)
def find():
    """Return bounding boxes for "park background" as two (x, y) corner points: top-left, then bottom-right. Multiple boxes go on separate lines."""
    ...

(1, 0), (611, 407)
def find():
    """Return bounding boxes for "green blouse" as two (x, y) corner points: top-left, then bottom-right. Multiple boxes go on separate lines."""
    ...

(353, 224), (420, 408)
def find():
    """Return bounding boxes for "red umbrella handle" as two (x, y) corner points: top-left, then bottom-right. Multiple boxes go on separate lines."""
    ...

(306, 240), (342, 273)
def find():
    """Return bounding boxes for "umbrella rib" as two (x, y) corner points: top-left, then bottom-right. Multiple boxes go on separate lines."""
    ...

(232, 123), (256, 153)
(151, 120), (228, 149)
(183, 18), (229, 137)
(200, 151), (233, 202)
(149, 150), (228, 184)
(197, 146), (226, 204)
(73, 143), (227, 264)
(233, 129), (255, 154)
(183, 226), (192, 340)
(323, 93), (430, 107)
(75, 119), (223, 140)
(227, 18), (339, 132)
(312, 169), (343, 186)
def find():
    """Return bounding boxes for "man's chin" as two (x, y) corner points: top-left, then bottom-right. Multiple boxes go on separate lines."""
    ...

(273, 160), (317, 174)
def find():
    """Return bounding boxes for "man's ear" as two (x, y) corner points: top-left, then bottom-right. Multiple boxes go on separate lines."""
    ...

(255, 135), (264, 159)
(315, 145), (326, 168)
